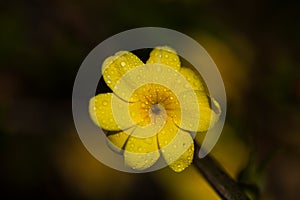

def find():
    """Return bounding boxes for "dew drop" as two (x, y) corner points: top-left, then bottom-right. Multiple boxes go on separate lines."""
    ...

(184, 83), (190, 89)
(156, 66), (162, 72)
(120, 61), (126, 67)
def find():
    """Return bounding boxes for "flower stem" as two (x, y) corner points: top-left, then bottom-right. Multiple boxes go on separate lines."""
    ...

(193, 142), (250, 200)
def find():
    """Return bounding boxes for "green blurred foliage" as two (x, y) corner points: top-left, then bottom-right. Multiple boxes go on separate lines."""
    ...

(0, 0), (299, 199)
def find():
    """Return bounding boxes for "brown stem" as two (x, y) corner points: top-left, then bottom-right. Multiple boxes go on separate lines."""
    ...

(193, 143), (250, 200)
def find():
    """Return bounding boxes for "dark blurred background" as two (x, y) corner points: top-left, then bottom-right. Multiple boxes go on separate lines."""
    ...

(1, 0), (299, 199)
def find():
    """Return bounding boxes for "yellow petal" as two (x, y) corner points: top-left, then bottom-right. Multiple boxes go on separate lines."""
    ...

(157, 119), (194, 172)
(157, 117), (178, 148)
(168, 143), (194, 173)
(102, 51), (144, 91)
(157, 118), (194, 172)
(89, 93), (129, 131)
(124, 135), (160, 170)
(106, 128), (134, 153)
(146, 46), (181, 71)
(179, 67), (206, 91)
(174, 90), (221, 132)
(128, 100), (151, 126)
(197, 94), (221, 132)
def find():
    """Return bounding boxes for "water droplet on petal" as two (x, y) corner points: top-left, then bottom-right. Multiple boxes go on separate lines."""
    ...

(156, 66), (161, 72)
(120, 61), (126, 67)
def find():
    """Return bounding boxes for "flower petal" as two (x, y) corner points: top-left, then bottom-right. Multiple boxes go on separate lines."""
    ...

(179, 67), (206, 91)
(168, 143), (194, 173)
(157, 118), (194, 172)
(124, 135), (160, 170)
(89, 93), (130, 131)
(157, 118), (178, 148)
(102, 51), (144, 91)
(106, 128), (134, 153)
(146, 46), (181, 71)
(174, 90), (221, 132)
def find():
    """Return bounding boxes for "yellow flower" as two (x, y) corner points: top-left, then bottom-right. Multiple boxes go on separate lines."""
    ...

(89, 46), (221, 172)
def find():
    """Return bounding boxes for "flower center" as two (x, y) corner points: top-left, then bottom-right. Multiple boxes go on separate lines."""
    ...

(129, 83), (181, 126)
